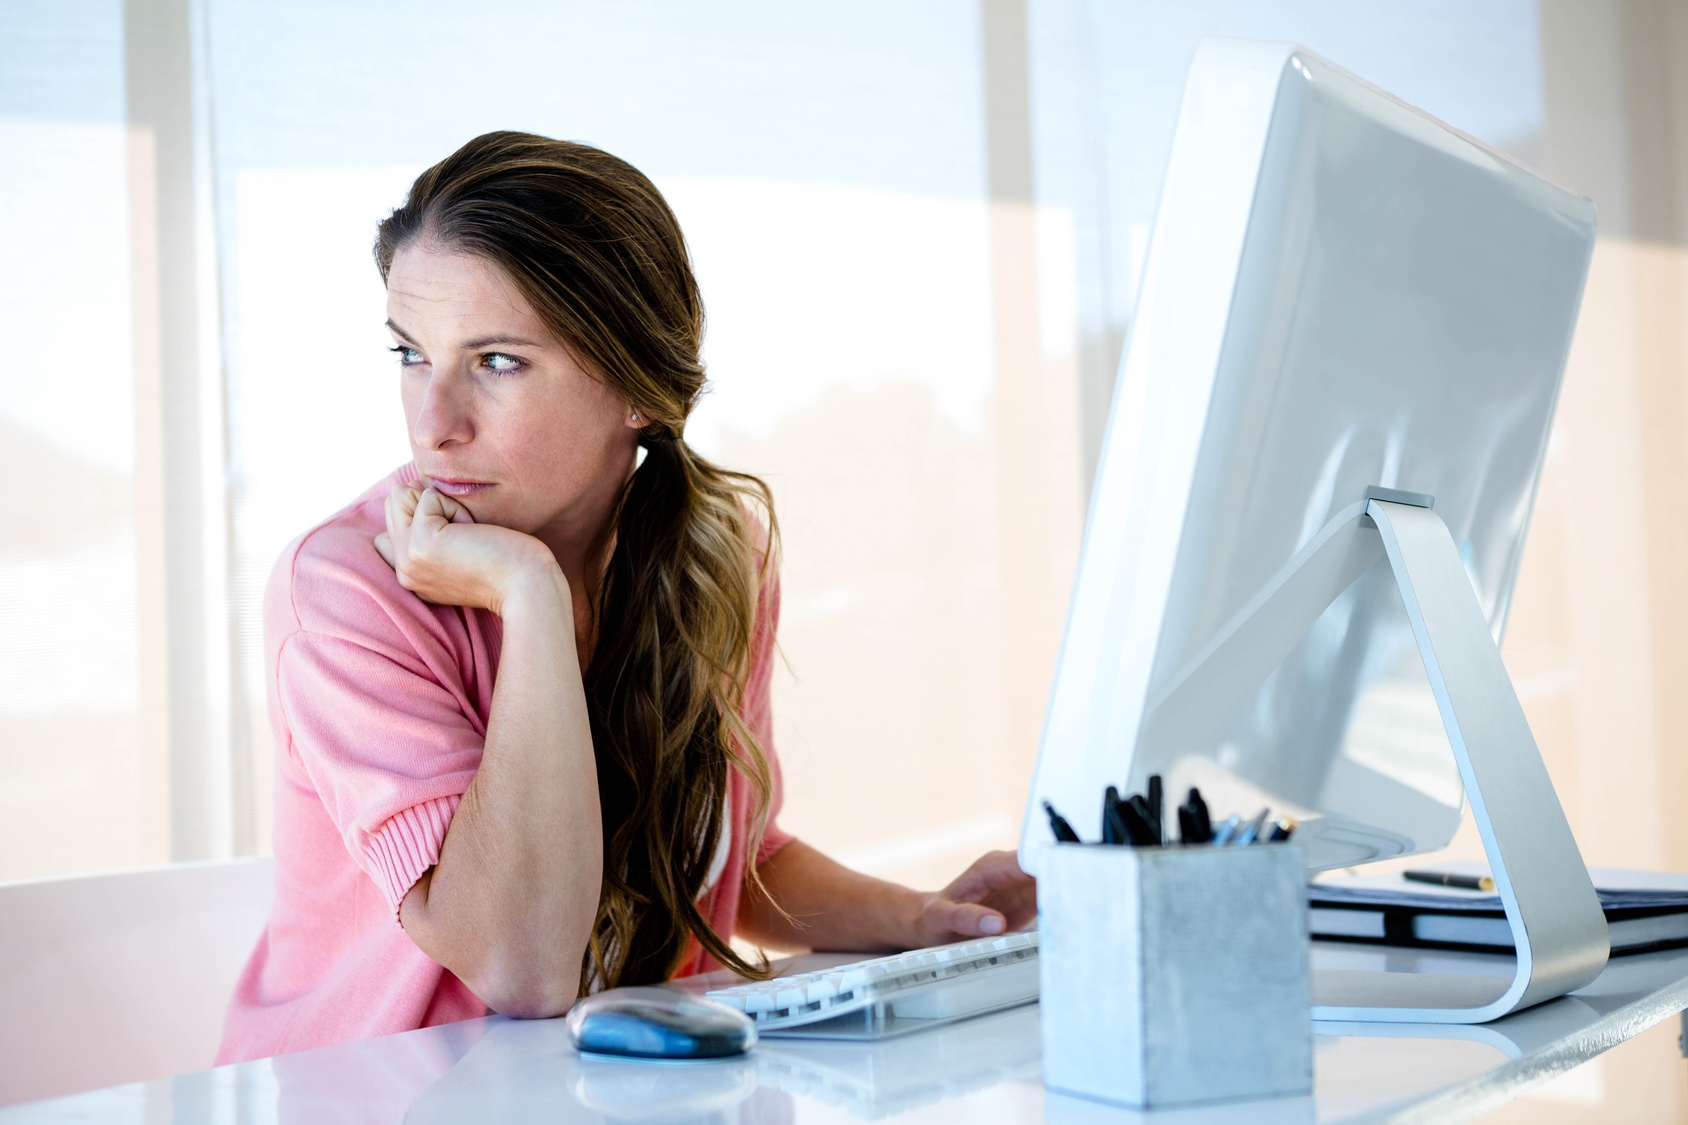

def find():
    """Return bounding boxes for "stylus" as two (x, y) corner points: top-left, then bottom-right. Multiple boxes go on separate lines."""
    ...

(1403, 869), (1495, 892)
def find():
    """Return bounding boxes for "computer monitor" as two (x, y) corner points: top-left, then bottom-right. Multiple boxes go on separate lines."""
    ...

(1019, 41), (1607, 1022)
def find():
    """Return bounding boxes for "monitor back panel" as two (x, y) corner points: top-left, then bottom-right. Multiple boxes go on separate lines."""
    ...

(1021, 41), (1596, 874)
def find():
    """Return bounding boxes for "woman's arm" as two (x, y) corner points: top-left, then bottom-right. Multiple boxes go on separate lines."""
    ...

(737, 840), (1036, 954)
(377, 485), (602, 1018)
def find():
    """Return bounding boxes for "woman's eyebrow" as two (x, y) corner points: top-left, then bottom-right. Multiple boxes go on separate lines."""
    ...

(386, 318), (544, 351)
(460, 334), (545, 350)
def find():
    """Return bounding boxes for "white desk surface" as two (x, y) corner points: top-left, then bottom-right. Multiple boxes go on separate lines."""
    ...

(7, 942), (1688, 1124)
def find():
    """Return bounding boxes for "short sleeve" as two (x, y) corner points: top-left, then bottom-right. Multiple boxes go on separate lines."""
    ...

(276, 628), (484, 913)
(742, 568), (795, 867)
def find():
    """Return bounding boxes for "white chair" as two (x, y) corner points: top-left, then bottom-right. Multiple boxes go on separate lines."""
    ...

(0, 857), (274, 1106)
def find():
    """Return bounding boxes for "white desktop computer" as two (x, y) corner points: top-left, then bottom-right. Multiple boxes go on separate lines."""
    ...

(709, 39), (1606, 1040)
(1019, 40), (1607, 1023)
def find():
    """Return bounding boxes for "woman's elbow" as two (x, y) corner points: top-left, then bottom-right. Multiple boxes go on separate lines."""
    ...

(479, 976), (576, 1020)
(455, 945), (584, 1020)
(399, 877), (589, 1017)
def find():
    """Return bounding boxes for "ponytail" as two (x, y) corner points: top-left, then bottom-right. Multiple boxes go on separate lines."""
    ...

(583, 435), (779, 989)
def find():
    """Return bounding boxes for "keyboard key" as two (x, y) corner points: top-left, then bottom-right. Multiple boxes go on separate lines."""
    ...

(836, 967), (873, 990)
(717, 929), (1040, 1034)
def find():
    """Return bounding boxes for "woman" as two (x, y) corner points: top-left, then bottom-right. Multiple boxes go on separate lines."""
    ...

(217, 131), (1035, 1064)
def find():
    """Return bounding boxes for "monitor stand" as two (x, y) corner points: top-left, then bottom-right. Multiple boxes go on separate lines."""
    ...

(1137, 487), (1610, 1023)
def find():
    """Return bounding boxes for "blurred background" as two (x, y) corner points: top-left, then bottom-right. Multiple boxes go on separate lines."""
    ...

(1, 0), (1686, 1113)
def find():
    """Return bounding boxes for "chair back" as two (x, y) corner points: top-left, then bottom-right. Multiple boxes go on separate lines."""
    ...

(0, 857), (274, 1106)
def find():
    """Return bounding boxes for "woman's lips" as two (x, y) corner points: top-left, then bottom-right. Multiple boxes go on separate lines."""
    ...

(426, 476), (496, 497)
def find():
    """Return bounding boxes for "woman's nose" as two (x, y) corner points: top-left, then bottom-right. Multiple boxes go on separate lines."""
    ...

(411, 373), (475, 450)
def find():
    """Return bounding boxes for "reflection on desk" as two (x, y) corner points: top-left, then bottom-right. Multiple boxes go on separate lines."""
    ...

(5, 943), (1688, 1124)
(757, 1003), (1041, 1116)
(397, 1008), (1043, 1124)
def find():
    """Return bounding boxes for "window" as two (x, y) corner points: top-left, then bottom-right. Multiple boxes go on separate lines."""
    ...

(5, 0), (1683, 888)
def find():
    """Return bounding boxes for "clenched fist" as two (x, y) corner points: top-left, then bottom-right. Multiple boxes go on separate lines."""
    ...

(373, 484), (560, 616)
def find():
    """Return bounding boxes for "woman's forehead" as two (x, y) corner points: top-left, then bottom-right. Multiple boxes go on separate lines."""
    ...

(385, 242), (552, 347)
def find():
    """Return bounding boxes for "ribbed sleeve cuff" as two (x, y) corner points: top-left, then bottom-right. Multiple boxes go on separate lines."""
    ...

(364, 794), (461, 918)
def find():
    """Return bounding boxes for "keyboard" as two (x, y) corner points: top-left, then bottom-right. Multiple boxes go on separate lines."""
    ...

(705, 930), (1039, 1038)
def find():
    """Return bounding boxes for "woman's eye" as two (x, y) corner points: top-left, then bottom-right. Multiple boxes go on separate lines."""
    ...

(389, 345), (423, 366)
(481, 352), (526, 375)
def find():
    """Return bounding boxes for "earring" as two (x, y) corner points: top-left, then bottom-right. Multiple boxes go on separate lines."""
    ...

(631, 411), (640, 423)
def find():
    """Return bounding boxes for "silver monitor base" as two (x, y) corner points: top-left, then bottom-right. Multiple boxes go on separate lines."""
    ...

(1141, 492), (1610, 1023)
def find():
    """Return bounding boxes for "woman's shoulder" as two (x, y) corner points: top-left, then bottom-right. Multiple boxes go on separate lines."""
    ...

(266, 464), (424, 643)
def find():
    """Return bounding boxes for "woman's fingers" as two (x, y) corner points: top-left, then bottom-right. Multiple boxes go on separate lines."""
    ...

(379, 485), (429, 590)
(933, 851), (1037, 936)
(411, 486), (464, 537)
(407, 490), (470, 568)
(388, 483), (422, 527)
(378, 483), (552, 612)
(384, 484), (423, 560)
(920, 853), (1033, 940)
(943, 850), (1033, 901)
(925, 897), (1007, 940)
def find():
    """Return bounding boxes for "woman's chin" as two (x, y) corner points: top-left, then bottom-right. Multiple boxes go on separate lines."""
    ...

(457, 500), (539, 536)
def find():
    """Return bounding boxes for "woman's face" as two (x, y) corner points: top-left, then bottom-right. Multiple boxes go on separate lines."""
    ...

(385, 240), (640, 542)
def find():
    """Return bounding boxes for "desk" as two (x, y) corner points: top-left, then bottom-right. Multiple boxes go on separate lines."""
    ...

(7, 943), (1688, 1124)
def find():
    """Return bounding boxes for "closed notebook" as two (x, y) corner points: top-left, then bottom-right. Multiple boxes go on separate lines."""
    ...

(1308, 867), (1688, 955)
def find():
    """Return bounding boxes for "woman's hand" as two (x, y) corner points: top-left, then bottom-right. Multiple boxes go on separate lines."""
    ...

(373, 484), (558, 615)
(736, 841), (1038, 955)
(909, 850), (1037, 945)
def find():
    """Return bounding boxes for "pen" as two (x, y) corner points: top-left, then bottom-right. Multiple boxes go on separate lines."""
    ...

(1267, 816), (1296, 843)
(1102, 787), (1130, 846)
(1146, 775), (1164, 844)
(1233, 808), (1270, 847)
(1044, 800), (1082, 844)
(1126, 795), (1160, 845)
(1210, 814), (1241, 846)
(1403, 869), (1495, 892)
(1177, 803), (1198, 846)
(1187, 787), (1212, 842)
(1118, 799), (1158, 847)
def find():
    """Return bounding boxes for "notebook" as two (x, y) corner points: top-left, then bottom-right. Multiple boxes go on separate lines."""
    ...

(1308, 866), (1688, 955)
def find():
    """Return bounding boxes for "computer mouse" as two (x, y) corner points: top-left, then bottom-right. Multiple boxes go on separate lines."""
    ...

(565, 987), (757, 1060)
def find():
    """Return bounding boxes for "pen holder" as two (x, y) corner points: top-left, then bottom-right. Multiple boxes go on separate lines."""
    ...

(1039, 842), (1312, 1108)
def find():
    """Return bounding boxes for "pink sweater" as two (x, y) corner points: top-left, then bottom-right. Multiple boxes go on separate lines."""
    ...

(216, 465), (792, 1064)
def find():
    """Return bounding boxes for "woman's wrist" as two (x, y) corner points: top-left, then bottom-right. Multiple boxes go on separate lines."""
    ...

(893, 886), (937, 950)
(830, 872), (929, 951)
(492, 556), (572, 621)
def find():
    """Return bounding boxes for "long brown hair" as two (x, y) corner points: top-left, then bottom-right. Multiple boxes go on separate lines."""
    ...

(374, 131), (779, 993)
